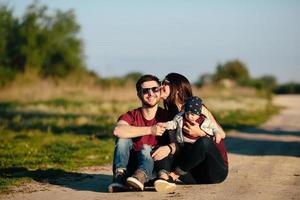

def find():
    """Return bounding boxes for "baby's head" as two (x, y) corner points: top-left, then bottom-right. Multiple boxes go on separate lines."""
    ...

(184, 96), (203, 122)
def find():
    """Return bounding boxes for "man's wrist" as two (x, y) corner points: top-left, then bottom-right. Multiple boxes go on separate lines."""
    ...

(150, 125), (156, 135)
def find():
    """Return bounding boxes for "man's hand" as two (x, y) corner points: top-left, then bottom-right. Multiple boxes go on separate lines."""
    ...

(151, 145), (170, 161)
(151, 124), (166, 136)
(183, 121), (206, 137)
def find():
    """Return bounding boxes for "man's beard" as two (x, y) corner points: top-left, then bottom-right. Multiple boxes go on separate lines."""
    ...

(141, 97), (160, 108)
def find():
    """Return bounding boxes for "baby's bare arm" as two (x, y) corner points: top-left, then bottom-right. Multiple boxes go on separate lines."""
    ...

(158, 121), (177, 130)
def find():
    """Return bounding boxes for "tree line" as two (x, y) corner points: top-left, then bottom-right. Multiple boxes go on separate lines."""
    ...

(195, 60), (300, 94)
(0, 2), (298, 93)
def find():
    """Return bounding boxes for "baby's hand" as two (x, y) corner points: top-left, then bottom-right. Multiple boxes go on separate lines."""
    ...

(215, 133), (222, 143)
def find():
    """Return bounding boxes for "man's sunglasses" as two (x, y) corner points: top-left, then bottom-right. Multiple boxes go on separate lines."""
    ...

(140, 86), (160, 95)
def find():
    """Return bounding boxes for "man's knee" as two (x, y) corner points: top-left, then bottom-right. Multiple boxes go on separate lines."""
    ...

(141, 144), (152, 153)
(140, 144), (153, 159)
(115, 138), (133, 150)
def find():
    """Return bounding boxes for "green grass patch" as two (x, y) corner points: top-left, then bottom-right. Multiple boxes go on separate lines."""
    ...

(213, 103), (279, 129)
(0, 130), (114, 193)
(0, 130), (114, 170)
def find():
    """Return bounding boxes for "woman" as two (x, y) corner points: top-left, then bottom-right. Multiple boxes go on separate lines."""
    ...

(152, 73), (228, 192)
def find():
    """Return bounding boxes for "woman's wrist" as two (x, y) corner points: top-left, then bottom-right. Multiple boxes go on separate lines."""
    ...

(167, 144), (172, 155)
(197, 127), (206, 137)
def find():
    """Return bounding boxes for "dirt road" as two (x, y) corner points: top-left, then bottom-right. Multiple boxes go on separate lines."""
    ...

(2, 95), (300, 200)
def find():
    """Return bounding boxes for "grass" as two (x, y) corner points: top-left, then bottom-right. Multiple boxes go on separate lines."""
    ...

(0, 91), (279, 193)
(0, 130), (114, 169)
(213, 102), (279, 129)
(0, 129), (115, 193)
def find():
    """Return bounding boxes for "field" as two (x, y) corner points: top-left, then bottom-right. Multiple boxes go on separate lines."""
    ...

(0, 81), (278, 193)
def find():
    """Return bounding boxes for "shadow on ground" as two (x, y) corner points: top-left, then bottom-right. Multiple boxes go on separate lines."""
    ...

(0, 106), (113, 139)
(0, 168), (112, 193)
(239, 127), (300, 137)
(225, 126), (300, 157)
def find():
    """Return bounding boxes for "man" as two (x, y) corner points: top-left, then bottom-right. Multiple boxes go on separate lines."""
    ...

(108, 74), (170, 192)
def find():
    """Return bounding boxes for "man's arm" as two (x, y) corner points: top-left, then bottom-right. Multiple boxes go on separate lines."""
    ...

(113, 120), (165, 138)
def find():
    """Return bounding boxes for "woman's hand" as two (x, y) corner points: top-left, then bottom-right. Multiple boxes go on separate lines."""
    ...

(215, 133), (222, 143)
(202, 106), (226, 139)
(183, 121), (206, 137)
(151, 146), (170, 161)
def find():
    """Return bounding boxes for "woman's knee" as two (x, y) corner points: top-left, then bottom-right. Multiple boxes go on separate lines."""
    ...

(210, 168), (228, 184)
(212, 172), (228, 184)
(194, 137), (214, 151)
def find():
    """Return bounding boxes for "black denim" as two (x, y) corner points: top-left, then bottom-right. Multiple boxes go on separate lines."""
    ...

(154, 154), (174, 175)
(155, 137), (228, 184)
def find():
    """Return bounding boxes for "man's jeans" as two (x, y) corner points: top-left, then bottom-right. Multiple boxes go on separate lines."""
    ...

(112, 138), (154, 181)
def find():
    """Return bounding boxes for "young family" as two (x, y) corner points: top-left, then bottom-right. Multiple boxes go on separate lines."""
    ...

(108, 73), (228, 193)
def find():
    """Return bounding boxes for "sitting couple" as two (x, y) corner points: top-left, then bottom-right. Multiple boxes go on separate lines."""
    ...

(108, 73), (228, 193)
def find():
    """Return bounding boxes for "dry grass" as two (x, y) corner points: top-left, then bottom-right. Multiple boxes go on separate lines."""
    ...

(0, 75), (137, 103)
(0, 76), (270, 113)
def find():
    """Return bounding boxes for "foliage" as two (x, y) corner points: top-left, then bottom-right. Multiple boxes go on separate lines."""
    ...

(98, 72), (143, 88)
(195, 73), (214, 87)
(194, 60), (287, 95)
(213, 102), (279, 129)
(0, 1), (85, 84)
(238, 75), (276, 90)
(0, 66), (15, 86)
(214, 60), (250, 82)
(274, 82), (300, 94)
(124, 72), (143, 82)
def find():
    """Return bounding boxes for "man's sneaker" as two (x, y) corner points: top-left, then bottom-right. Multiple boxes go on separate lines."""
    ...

(108, 169), (129, 193)
(126, 169), (147, 191)
(154, 175), (176, 192)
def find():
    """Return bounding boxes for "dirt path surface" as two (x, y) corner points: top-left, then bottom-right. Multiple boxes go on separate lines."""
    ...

(1, 95), (300, 200)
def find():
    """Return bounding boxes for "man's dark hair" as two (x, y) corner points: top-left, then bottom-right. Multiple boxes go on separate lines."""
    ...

(136, 74), (160, 93)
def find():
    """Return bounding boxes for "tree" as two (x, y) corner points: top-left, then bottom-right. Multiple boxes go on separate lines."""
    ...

(258, 75), (277, 91)
(0, 5), (19, 85)
(0, 1), (86, 82)
(18, 3), (48, 72)
(195, 73), (214, 87)
(124, 72), (143, 82)
(274, 82), (300, 94)
(41, 9), (85, 77)
(0, 5), (14, 68)
(214, 60), (250, 82)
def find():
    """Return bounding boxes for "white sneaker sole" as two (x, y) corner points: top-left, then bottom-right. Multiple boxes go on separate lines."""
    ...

(126, 177), (144, 191)
(154, 179), (176, 192)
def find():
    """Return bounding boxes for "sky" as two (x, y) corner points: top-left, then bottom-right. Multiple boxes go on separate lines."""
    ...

(6, 0), (300, 83)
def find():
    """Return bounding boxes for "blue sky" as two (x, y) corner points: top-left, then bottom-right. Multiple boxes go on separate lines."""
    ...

(7, 0), (300, 83)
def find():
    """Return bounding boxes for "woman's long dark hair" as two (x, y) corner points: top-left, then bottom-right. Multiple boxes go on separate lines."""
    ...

(163, 73), (193, 117)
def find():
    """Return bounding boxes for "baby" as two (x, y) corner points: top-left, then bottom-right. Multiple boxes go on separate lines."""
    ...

(159, 96), (222, 144)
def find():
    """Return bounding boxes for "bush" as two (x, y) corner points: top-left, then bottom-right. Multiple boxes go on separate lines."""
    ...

(274, 82), (300, 94)
(0, 66), (16, 86)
